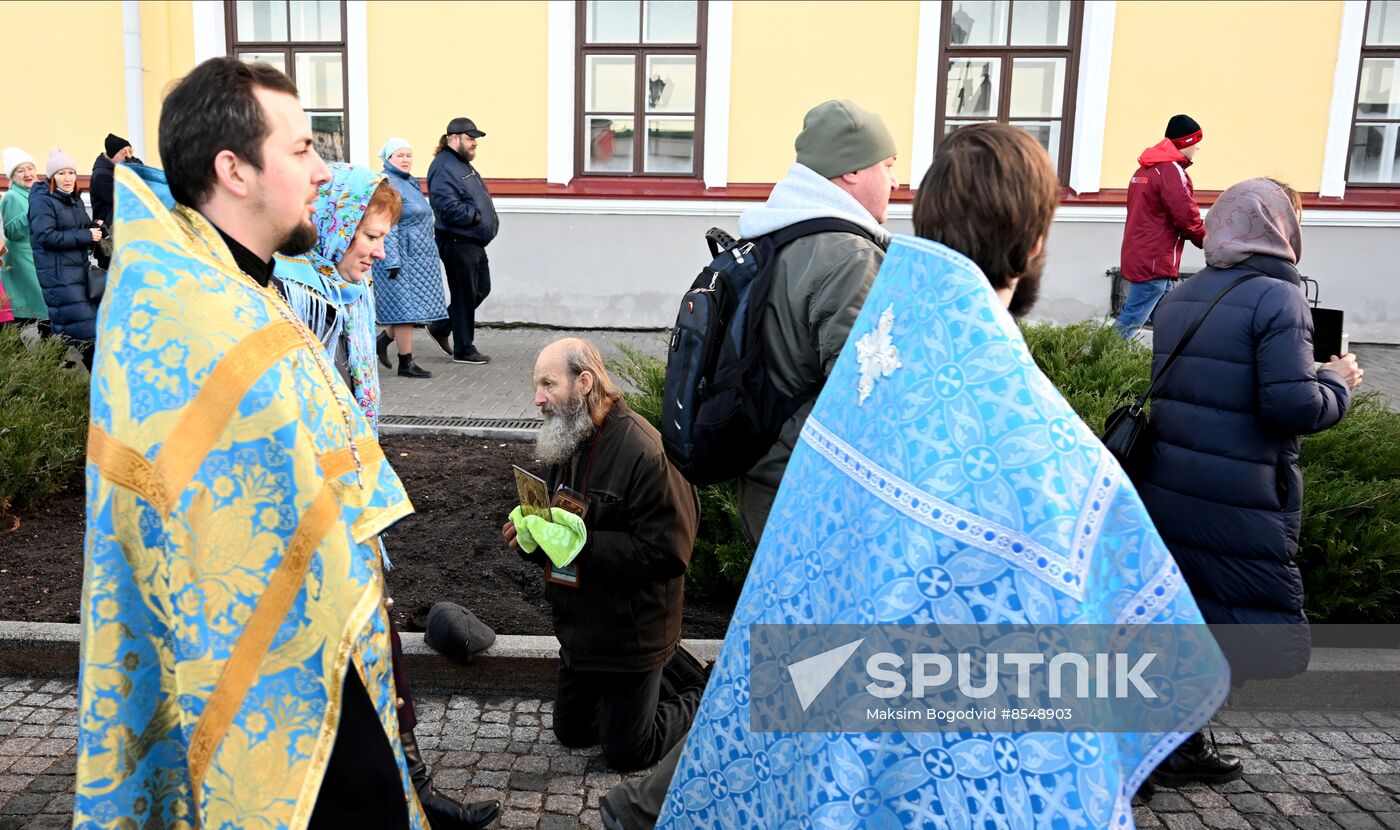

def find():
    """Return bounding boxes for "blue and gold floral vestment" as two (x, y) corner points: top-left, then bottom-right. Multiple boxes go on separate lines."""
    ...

(75, 164), (427, 829)
(658, 236), (1231, 829)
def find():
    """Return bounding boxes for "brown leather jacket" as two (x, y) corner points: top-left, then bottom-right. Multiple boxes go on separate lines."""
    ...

(540, 402), (700, 672)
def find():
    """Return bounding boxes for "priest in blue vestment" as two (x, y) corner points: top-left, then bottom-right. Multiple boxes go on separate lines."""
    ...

(654, 124), (1231, 830)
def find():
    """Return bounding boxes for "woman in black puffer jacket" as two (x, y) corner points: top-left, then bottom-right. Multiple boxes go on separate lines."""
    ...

(1136, 178), (1362, 786)
(29, 148), (102, 368)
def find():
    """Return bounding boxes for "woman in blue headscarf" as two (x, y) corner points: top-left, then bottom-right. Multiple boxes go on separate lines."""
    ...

(278, 163), (400, 430)
(275, 163), (502, 830)
(373, 137), (449, 378)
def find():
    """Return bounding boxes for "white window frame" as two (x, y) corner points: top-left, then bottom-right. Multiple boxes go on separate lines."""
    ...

(192, 0), (369, 167)
(910, 0), (1115, 194)
(547, 0), (732, 188)
(1321, 0), (1373, 198)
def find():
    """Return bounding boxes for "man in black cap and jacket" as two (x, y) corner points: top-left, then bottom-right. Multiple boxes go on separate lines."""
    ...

(426, 116), (498, 364)
(90, 133), (139, 268)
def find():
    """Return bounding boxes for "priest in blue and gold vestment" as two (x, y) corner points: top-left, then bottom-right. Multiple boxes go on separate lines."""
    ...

(75, 58), (428, 830)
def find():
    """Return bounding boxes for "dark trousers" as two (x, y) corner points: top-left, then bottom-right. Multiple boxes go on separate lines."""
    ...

(429, 233), (490, 358)
(552, 663), (701, 773)
(603, 737), (685, 829)
(307, 670), (410, 829)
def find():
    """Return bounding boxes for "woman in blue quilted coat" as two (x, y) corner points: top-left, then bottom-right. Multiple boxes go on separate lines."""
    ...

(373, 137), (449, 378)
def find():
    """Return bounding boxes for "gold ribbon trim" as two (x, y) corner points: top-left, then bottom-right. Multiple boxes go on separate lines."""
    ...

(156, 320), (304, 515)
(317, 439), (386, 480)
(186, 482), (341, 798)
(86, 424), (165, 507)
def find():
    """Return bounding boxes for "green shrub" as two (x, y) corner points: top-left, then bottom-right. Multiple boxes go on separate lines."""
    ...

(614, 324), (1400, 621)
(608, 343), (751, 601)
(0, 327), (90, 514)
(1025, 321), (1400, 624)
(1020, 320), (1153, 430)
(1294, 392), (1400, 623)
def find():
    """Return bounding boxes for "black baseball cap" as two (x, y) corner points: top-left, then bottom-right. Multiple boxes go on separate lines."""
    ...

(445, 117), (486, 138)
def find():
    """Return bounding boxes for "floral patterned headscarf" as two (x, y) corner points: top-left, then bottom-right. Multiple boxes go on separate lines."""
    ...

(311, 163), (386, 268)
(307, 163), (389, 430)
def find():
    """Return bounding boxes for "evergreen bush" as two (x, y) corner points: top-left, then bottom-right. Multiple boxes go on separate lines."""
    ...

(1023, 321), (1400, 624)
(615, 323), (1400, 621)
(608, 343), (750, 602)
(0, 327), (90, 516)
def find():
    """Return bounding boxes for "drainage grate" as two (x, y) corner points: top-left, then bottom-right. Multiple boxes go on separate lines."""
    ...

(379, 415), (542, 431)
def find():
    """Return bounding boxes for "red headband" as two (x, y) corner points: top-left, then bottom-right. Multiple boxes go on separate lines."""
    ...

(1171, 130), (1203, 149)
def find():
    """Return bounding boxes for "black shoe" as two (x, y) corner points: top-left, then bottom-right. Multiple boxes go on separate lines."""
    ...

(398, 353), (433, 378)
(453, 350), (490, 365)
(377, 331), (393, 369)
(428, 326), (453, 357)
(1150, 730), (1243, 787)
(401, 730), (499, 829)
(663, 642), (713, 695)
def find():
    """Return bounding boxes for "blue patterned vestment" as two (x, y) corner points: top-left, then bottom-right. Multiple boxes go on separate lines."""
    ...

(658, 235), (1231, 830)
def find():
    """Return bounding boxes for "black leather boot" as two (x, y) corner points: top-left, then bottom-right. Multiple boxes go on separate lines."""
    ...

(398, 353), (433, 378)
(377, 331), (393, 369)
(400, 730), (499, 829)
(1150, 730), (1243, 787)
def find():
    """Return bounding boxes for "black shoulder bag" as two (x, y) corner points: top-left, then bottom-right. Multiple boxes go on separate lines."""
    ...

(1101, 272), (1263, 475)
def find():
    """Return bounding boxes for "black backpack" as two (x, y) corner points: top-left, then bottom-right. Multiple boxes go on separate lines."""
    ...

(661, 218), (877, 486)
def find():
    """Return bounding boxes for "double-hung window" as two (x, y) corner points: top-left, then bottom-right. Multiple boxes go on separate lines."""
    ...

(934, 0), (1084, 182)
(1348, 0), (1400, 184)
(576, 0), (707, 178)
(228, 0), (350, 162)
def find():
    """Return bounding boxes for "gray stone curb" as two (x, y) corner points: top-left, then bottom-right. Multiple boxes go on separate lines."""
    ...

(0, 621), (724, 697)
(377, 423), (538, 442)
(1, 621), (1396, 708)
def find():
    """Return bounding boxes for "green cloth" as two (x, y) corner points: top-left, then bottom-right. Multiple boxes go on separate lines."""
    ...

(794, 99), (897, 178)
(510, 506), (588, 569)
(1, 184), (47, 320)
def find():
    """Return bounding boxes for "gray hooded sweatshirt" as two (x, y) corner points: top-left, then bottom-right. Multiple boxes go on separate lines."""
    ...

(736, 163), (890, 543)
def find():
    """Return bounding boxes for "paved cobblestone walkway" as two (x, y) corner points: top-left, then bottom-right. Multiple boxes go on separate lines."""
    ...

(379, 327), (668, 423)
(4, 676), (1400, 829)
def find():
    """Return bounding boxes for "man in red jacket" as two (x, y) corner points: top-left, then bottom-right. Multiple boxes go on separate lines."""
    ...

(1114, 114), (1206, 338)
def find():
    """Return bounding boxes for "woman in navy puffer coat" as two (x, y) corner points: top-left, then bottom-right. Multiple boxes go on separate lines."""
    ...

(29, 148), (101, 358)
(1137, 179), (1361, 684)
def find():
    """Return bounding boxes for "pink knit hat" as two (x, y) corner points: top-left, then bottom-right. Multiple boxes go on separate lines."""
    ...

(45, 147), (77, 177)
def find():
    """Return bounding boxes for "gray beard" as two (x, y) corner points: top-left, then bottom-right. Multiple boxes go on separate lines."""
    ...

(535, 393), (594, 466)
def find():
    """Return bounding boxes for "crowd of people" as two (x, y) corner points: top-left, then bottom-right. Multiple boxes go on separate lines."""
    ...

(1, 111), (498, 386)
(1, 53), (1361, 829)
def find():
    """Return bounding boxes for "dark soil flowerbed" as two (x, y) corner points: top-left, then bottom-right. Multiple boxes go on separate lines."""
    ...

(0, 434), (735, 639)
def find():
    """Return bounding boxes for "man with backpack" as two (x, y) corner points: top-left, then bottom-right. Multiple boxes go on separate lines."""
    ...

(601, 100), (897, 830)
(735, 98), (898, 544)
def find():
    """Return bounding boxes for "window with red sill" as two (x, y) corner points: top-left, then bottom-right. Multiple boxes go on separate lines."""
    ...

(227, 0), (350, 163)
(934, 0), (1084, 186)
(576, 0), (707, 179)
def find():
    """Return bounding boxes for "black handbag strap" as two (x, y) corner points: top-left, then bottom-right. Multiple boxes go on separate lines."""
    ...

(1133, 272), (1265, 409)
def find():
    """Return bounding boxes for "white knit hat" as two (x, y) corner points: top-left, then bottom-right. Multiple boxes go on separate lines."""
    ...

(45, 147), (78, 178)
(2, 147), (34, 178)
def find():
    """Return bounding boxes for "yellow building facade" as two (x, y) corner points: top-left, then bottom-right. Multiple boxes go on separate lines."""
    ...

(3, 0), (1396, 340)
